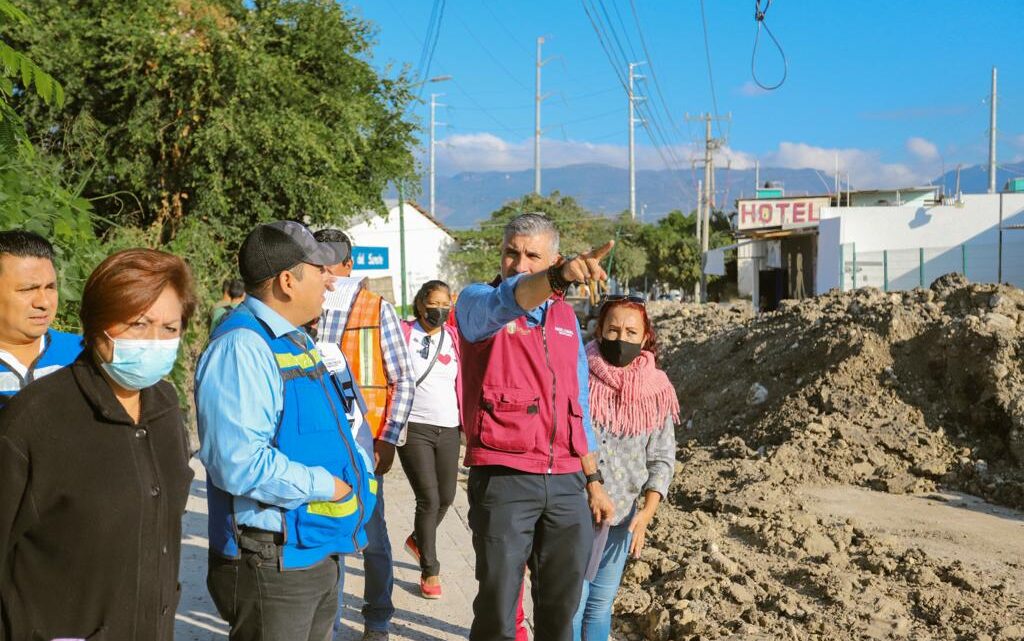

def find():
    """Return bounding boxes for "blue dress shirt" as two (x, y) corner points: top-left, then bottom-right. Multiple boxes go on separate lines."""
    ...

(196, 296), (337, 533)
(456, 273), (598, 452)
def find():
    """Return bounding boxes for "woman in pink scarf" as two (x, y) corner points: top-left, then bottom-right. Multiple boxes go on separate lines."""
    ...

(572, 296), (679, 641)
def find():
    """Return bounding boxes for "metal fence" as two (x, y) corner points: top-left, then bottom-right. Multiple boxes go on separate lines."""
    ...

(840, 237), (1024, 292)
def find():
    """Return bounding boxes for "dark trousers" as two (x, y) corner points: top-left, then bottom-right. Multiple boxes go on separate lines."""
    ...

(467, 466), (594, 641)
(207, 542), (339, 641)
(397, 422), (461, 577)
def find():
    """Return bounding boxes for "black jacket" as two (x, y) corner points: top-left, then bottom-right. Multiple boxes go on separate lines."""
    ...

(0, 353), (193, 641)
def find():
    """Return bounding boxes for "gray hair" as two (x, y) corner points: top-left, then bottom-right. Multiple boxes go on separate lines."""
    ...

(503, 212), (559, 253)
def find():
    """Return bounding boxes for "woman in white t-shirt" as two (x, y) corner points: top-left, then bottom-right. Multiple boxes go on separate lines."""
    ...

(398, 280), (462, 600)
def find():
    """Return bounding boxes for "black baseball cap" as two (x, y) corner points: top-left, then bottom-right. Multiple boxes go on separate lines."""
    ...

(238, 220), (345, 286)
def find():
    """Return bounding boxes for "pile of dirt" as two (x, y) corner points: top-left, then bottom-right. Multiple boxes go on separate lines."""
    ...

(613, 278), (1024, 640)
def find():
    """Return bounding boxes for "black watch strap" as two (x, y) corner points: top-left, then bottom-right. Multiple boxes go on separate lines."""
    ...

(585, 470), (604, 485)
(547, 260), (574, 294)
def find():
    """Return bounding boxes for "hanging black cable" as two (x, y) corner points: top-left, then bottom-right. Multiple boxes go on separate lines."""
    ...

(751, 0), (788, 91)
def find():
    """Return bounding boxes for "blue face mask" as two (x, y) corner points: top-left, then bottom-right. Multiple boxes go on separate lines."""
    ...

(101, 335), (181, 390)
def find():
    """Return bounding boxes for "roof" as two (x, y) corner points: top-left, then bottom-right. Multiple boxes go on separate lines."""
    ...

(381, 199), (456, 239)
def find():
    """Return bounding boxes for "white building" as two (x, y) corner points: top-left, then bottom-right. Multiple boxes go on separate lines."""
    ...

(343, 200), (458, 310)
(731, 184), (1024, 310)
(818, 192), (1024, 294)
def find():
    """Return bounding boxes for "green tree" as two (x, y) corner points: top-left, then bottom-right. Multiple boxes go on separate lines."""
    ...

(7, 0), (417, 239)
(446, 192), (630, 287)
(639, 209), (731, 291)
(0, 0), (63, 150)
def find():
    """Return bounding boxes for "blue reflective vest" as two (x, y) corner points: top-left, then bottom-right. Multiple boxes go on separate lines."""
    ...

(0, 329), (83, 409)
(206, 306), (377, 570)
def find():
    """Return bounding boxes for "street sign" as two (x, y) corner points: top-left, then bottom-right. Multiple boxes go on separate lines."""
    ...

(352, 246), (389, 270)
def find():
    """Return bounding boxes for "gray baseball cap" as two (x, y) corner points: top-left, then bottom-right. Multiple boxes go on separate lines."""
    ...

(238, 220), (345, 285)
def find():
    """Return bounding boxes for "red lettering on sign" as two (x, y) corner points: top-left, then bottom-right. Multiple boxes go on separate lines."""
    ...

(775, 202), (791, 224)
(758, 204), (773, 224)
(740, 202), (757, 225)
(791, 202), (806, 223)
(808, 202), (820, 221)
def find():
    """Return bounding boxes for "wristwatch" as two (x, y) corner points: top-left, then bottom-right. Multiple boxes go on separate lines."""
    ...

(585, 470), (604, 485)
(547, 258), (575, 294)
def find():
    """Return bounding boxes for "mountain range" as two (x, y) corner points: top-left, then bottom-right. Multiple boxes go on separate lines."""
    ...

(415, 160), (1024, 229)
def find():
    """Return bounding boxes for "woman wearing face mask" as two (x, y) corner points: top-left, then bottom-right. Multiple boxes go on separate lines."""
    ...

(572, 295), (679, 641)
(397, 280), (462, 599)
(0, 249), (196, 641)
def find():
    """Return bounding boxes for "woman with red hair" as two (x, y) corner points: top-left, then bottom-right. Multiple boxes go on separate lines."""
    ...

(0, 249), (197, 641)
(572, 295), (679, 641)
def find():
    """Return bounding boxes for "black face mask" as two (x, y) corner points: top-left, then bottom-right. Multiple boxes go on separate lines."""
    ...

(598, 338), (643, 368)
(423, 307), (451, 328)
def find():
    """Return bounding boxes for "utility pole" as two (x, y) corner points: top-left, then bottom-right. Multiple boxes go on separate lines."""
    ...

(701, 117), (713, 302)
(686, 112), (730, 303)
(534, 36), (550, 195)
(429, 92), (445, 219)
(628, 61), (646, 220)
(694, 179), (702, 302)
(754, 159), (760, 194)
(834, 152), (840, 200)
(989, 66), (998, 194)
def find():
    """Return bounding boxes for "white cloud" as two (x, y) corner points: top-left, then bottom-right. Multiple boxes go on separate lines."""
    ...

(431, 134), (938, 188)
(737, 81), (768, 97)
(762, 142), (925, 188)
(906, 136), (939, 162)
(434, 134), (758, 176)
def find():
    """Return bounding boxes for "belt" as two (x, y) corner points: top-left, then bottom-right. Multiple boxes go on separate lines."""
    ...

(238, 526), (284, 544)
(238, 527), (284, 561)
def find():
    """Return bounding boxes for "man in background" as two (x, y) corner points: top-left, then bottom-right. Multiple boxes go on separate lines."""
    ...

(314, 228), (415, 641)
(210, 278), (245, 328)
(0, 230), (82, 409)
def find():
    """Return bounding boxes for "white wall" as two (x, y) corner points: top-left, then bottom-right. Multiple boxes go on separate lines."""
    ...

(345, 203), (457, 307)
(815, 193), (1024, 293)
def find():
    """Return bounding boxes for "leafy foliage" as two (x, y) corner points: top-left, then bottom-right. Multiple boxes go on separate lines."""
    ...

(0, 0), (64, 151)
(640, 209), (732, 291)
(446, 192), (636, 287)
(6, 0), (417, 238)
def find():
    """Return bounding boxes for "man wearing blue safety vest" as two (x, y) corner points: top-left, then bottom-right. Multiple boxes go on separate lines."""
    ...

(196, 221), (377, 641)
(0, 230), (82, 408)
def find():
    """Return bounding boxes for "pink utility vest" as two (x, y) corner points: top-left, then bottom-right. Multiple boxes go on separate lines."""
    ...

(460, 297), (589, 474)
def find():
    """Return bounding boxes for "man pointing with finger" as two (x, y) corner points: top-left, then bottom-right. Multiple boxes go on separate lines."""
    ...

(456, 213), (615, 641)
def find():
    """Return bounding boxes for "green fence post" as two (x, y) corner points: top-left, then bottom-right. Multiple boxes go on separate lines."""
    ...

(852, 243), (857, 289)
(883, 250), (889, 292)
(961, 244), (967, 277)
(839, 244), (845, 291)
(919, 247), (925, 287)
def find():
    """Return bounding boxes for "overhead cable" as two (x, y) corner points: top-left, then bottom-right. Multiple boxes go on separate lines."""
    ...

(751, 0), (787, 91)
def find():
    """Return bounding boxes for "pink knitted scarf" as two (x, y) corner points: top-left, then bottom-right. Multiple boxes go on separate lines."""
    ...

(586, 340), (680, 437)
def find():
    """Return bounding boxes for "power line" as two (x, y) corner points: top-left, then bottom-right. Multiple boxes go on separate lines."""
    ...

(627, 0), (686, 141)
(580, 0), (693, 197)
(580, 0), (687, 171)
(414, 0), (446, 95)
(698, 0), (724, 140)
(452, 12), (531, 92)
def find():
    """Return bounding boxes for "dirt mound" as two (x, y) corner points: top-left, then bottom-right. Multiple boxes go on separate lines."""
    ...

(614, 282), (1024, 640)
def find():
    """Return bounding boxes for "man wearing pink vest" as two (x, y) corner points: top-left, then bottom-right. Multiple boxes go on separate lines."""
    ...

(456, 213), (615, 641)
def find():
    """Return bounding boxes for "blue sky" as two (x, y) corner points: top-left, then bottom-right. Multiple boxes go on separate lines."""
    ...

(348, 0), (1024, 188)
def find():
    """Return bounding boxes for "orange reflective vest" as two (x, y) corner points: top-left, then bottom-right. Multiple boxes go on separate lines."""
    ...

(340, 288), (393, 439)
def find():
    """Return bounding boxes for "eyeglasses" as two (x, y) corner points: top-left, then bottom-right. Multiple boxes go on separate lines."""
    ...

(601, 294), (647, 305)
(418, 335), (431, 359)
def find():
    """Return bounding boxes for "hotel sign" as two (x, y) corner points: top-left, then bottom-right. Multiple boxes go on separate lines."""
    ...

(737, 197), (830, 231)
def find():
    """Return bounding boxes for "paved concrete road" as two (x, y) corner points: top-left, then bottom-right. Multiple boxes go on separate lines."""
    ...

(174, 457), (531, 641)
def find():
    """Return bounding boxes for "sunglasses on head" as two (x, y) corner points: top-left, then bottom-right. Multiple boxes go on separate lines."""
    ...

(601, 294), (647, 305)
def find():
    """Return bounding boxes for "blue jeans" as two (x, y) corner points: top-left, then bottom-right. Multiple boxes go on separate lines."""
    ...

(334, 477), (395, 633)
(571, 518), (634, 641)
(362, 477), (395, 630)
